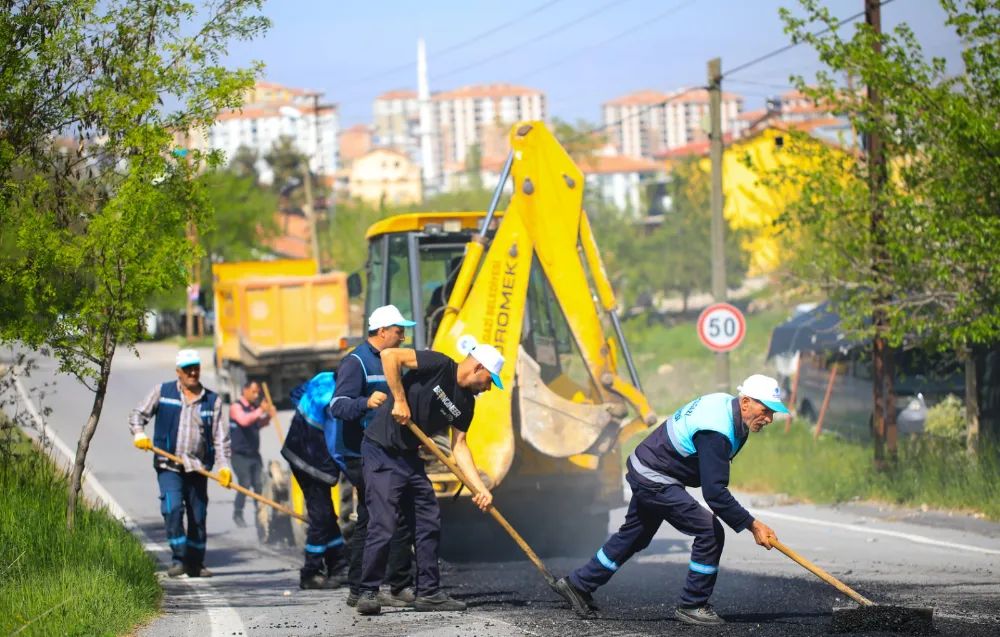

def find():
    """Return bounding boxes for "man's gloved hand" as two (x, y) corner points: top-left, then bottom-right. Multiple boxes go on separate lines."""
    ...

(218, 468), (233, 488)
(133, 432), (153, 451)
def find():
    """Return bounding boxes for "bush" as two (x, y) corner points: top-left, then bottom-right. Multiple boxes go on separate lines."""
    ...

(923, 394), (966, 443)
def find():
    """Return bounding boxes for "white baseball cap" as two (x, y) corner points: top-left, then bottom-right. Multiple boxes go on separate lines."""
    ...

(368, 304), (417, 331)
(470, 344), (505, 389)
(737, 374), (790, 414)
(176, 349), (201, 368)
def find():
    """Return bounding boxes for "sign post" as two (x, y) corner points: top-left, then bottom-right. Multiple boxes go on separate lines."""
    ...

(697, 303), (746, 355)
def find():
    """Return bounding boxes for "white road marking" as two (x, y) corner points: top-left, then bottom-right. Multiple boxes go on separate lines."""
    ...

(12, 370), (245, 636)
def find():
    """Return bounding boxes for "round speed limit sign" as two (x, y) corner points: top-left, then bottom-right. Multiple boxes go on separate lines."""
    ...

(697, 303), (746, 352)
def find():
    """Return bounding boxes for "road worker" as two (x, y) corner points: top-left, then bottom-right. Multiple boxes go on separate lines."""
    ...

(355, 344), (505, 615)
(328, 305), (418, 609)
(555, 374), (786, 626)
(130, 349), (232, 578)
(229, 380), (274, 528)
(282, 373), (348, 590)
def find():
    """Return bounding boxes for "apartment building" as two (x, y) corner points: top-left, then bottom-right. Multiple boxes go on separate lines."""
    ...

(372, 90), (421, 163)
(602, 88), (743, 160)
(208, 81), (339, 186)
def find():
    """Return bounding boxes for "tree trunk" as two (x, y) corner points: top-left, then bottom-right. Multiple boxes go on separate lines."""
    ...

(966, 350), (980, 458)
(66, 333), (116, 529)
(682, 289), (690, 313)
(872, 331), (887, 468)
(884, 343), (898, 462)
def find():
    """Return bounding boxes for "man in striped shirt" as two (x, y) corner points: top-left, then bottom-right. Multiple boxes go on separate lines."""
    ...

(130, 349), (232, 578)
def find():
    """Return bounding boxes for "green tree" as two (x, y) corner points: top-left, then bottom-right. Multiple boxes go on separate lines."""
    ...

(619, 157), (748, 311)
(465, 143), (484, 191)
(551, 117), (608, 169)
(200, 167), (280, 263)
(230, 145), (261, 179)
(264, 134), (327, 206)
(0, 0), (270, 526)
(759, 0), (1000, 460)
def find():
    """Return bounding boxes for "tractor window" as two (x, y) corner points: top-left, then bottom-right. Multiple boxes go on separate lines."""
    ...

(386, 234), (414, 336)
(364, 236), (387, 320)
(417, 245), (466, 346)
(523, 255), (597, 400)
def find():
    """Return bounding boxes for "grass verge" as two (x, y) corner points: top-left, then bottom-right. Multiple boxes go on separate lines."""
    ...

(732, 420), (1000, 521)
(0, 430), (161, 637)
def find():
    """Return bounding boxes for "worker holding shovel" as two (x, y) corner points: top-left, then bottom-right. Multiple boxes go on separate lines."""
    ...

(555, 374), (786, 626)
(355, 344), (505, 616)
(129, 349), (232, 579)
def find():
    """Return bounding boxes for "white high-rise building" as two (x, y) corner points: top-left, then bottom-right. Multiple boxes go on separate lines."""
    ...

(208, 81), (339, 185)
(602, 88), (743, 160)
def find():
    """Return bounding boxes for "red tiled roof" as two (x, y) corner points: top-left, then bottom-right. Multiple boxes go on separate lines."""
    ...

(579, 155), (663, 175)
(604, 88), (742, 107)
(654, 133), (735, 159)
(376, 89), (418, 101)
(432, 82), (542, 101)
(216, 101), (335, 121)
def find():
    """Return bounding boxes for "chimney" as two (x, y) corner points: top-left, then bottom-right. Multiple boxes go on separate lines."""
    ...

(417, 38), (437, 193)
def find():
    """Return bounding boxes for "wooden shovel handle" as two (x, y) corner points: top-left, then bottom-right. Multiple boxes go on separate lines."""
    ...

(403, 420), (556, 587)
(148, 446), (307, 523)
(261, 382), (284, 445)
(770, 538), (873, 606)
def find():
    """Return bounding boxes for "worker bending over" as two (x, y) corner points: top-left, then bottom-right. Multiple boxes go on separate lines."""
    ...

(130, 349), (232, 578)
(328, 305), (418, 608)
(282, 373), (348, 590)
(356, 344), (505, 615)
(555, 374), (786, 626)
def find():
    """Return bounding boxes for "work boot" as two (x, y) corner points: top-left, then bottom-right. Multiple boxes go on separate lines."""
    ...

(356, 590), (381, 615)
(167, 562), (186, 578)
(675, 603), (726, 626)
(300, 573), (340, 590)
(554, 577), (595, 618)
(377, 585), (416, 608)
(413, 591), (467, 612)
(346, 591), (359, 607)
(233, 512), (247, 528)
(186, 564), (213, 578)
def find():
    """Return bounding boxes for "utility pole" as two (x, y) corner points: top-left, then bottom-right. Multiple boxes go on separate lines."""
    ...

(182, 145), (202, 341)
(305, 92), (322, 272)
(865, 0), (896, 466)
(708, 57), (729, 393)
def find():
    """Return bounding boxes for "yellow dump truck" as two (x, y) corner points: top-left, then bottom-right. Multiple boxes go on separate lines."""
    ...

(341, 121), (659, 558)
(211, 259), (358, 402)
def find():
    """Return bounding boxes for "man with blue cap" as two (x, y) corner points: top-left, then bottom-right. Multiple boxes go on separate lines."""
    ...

(356, 343), (505, 616)
(554, 374), (787, 626)
(130, 349), (232, 578)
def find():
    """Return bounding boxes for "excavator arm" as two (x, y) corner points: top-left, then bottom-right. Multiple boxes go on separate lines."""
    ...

(429, 121), (658, 490)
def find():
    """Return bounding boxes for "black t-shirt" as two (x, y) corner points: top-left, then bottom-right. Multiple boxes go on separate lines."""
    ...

(365, 351), (476, 452)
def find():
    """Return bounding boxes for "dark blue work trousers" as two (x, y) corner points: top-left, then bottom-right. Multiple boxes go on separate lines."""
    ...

(290, 466), (346, 578)
(156, 468), (209, 567)
(569, 472), (726, 607)
(359, 438), (441, 597)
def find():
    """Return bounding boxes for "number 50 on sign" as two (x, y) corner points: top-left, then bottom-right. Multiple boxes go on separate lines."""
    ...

(697, 303), (746, 353)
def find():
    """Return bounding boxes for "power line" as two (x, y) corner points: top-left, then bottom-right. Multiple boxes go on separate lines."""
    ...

(510, 0), (702, 83)
(339, 0), (567, 91)
(431, 0), (637, 84)
(723, 0), (897, 78)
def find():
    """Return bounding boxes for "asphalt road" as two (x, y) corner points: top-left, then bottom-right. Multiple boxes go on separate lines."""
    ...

(5, 342), (1000, 637)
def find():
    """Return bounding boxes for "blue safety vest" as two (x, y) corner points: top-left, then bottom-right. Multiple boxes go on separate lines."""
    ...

(629, 393), (747, 489)
(152, 381), (219, 470)
(333, 343), (390, 450)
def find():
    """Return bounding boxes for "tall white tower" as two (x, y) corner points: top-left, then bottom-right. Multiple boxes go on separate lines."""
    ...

(417, 38), (437, 193)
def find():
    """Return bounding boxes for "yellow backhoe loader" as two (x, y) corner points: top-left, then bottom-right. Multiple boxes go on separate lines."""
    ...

(335, 120), (659, 559)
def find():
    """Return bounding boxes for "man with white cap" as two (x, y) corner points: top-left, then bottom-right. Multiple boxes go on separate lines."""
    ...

(554, 374), (787, 626)
(355, 343), (505, 616)
(328, 304), (418, 608)
(130, 349), (232, 578)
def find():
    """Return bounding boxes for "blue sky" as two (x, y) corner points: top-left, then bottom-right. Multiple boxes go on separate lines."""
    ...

(223, 0), (965, 127)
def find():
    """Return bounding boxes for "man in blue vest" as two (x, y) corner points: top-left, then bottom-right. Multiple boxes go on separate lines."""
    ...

(554, 374), (787, 626)
(328, 304), (417, 608)
(130, 349), (232, 578)
(282, 371), (348, 590)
